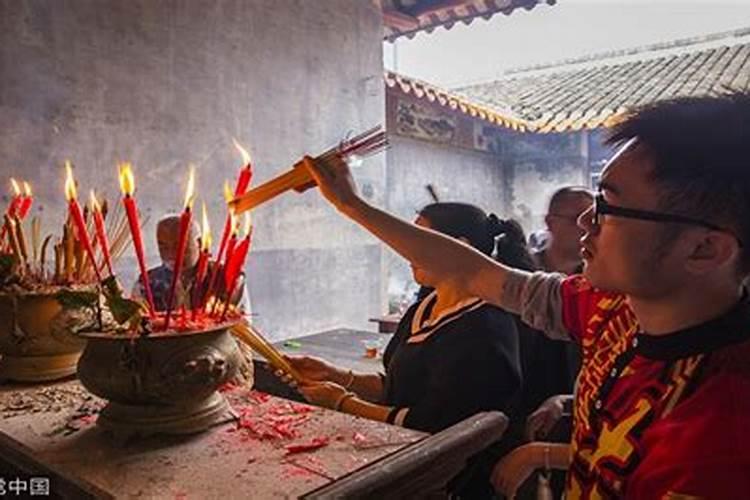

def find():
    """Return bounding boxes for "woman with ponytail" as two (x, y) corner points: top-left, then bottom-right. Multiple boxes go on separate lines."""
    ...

(287, 202), (523, 498)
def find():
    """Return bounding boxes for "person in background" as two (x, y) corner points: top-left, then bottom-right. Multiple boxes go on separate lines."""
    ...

(521, 187), (594, 434)
(301, 93), (750, 498)
(288, 203), (525, 498)
(132, 214), (253, 383)
(533, 187), (594, 275)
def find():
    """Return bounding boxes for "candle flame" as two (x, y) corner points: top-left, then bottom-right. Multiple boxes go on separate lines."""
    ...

(242, 212), (252, 238)
(64, 161), (77, 201)
(201, 202), (212, 250)
(183, 166), (196, 210)
(232, 138), (252, 166)
(118, 162), (135, 196)
(89, 190), (101, 212)
(23, 181), (31, 197)
(223, 180), (233, 204)
(10, 178), (21, 196)
(229, 210), (239, 236)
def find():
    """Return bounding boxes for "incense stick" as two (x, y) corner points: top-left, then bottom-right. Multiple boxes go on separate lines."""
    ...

(229, 126), (388, 215)
(231, 323), (306, 383)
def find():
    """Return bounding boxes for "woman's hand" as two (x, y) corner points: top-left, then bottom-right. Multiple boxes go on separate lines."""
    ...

(301, 155), (361, 213)
(491, 444), (542, 499)
(284, 355), (346, 384)
(298, 381), (348, 410)
(526, 394), (568, 440)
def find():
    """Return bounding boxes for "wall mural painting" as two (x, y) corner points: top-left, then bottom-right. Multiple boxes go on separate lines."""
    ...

(474, 122), (504, 154)
(396, 100), (456, 144)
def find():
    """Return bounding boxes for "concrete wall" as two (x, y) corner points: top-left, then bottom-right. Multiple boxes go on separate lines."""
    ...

(501, 130), (590, 233)
(384, 135), (505, 311)
(0, 0), (385, 340)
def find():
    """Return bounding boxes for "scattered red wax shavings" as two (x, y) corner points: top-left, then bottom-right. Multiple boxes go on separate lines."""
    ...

(247, 391), (271, 404)
(235, 407), (308, 440)
(285, 436), (329, 455)
(289, 402), (315, 413)
(352, 432), (368, 446)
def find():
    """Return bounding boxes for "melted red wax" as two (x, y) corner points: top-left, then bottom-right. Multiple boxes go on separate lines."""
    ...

(285, 436), (329, 455)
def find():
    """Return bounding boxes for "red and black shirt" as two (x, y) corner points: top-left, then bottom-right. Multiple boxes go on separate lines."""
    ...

(560, 276), (750, 499)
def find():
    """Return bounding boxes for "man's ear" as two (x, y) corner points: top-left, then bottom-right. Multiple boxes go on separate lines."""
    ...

(684, 231), (739, 275)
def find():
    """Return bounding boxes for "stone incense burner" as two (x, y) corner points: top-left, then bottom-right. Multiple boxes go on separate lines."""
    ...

(0, 287), (90, 382)
(77, 322), (242, 437)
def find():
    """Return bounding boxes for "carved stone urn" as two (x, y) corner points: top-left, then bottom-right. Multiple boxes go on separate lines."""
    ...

(76, 323), (242, 437)
(0, 288), (90, 382)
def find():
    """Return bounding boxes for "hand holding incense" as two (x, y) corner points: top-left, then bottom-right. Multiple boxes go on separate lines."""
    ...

(119, 162), (156, 314)
(165, 167), (195, 330)
(229, 125), (388, 214)
(64, 162), (103, 282)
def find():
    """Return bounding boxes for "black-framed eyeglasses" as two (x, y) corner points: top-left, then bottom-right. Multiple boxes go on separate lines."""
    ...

(593, 194), (743, 246)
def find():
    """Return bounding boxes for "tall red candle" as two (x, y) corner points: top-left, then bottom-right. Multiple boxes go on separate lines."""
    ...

(17, 182), (33, 219)
(204, 141), (252, 308)
(7, 178), (22, 217)
(64, 163), (103, 283)
(90, 191), (114, 278)
(119, 162), (156, 315)
(221, 214), (252, 319)
(1, 179), (22, 245)
(232, 138), (254, 195)
(192, 202), (212, 314)
(164, 167), (195, 330)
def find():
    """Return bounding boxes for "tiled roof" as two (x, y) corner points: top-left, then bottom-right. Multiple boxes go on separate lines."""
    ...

(382, 0), (556, 42)
(457, 28), (750, 132)
(385, 70), (531, 131)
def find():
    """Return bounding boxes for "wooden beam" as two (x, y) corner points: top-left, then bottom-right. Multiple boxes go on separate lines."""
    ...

(382, 8), (420, 30)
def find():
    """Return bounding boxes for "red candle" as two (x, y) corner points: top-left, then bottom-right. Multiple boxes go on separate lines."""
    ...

(232, 138), (254, 195)
(192, 203), (212, 314)
(90, 191), (114, 278)
(7, 178), (22, 217)
(204, 141), (252, 307)
(17, 182), (33, 219)
(0, 179), (22, 245)
(164, 167), (195, 330)
(221, 213), (252, 319)
(64, 163), (103, 283)
(119, 162), (156, 315)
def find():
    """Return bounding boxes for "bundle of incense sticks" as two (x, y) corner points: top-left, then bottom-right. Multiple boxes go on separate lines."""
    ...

(230, 323), (306, 383)
(229, 125), (388, 214)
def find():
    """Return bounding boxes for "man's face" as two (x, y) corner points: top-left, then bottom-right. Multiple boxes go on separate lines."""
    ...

(578, 140), (691, 298)
(546, 195), (592, 255)
(157, 221), (199, 270)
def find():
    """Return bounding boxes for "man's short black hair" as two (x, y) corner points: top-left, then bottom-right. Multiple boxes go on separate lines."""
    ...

(606, 92), (750, 275)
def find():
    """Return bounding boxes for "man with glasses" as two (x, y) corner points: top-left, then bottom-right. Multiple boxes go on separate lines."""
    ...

(300, 93), (750, 498)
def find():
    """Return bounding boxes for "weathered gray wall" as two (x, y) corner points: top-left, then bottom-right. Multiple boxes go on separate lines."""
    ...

(384, 135), (505, 311)
(0, 0), (385, 340)
(501, 130), (590, 232)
